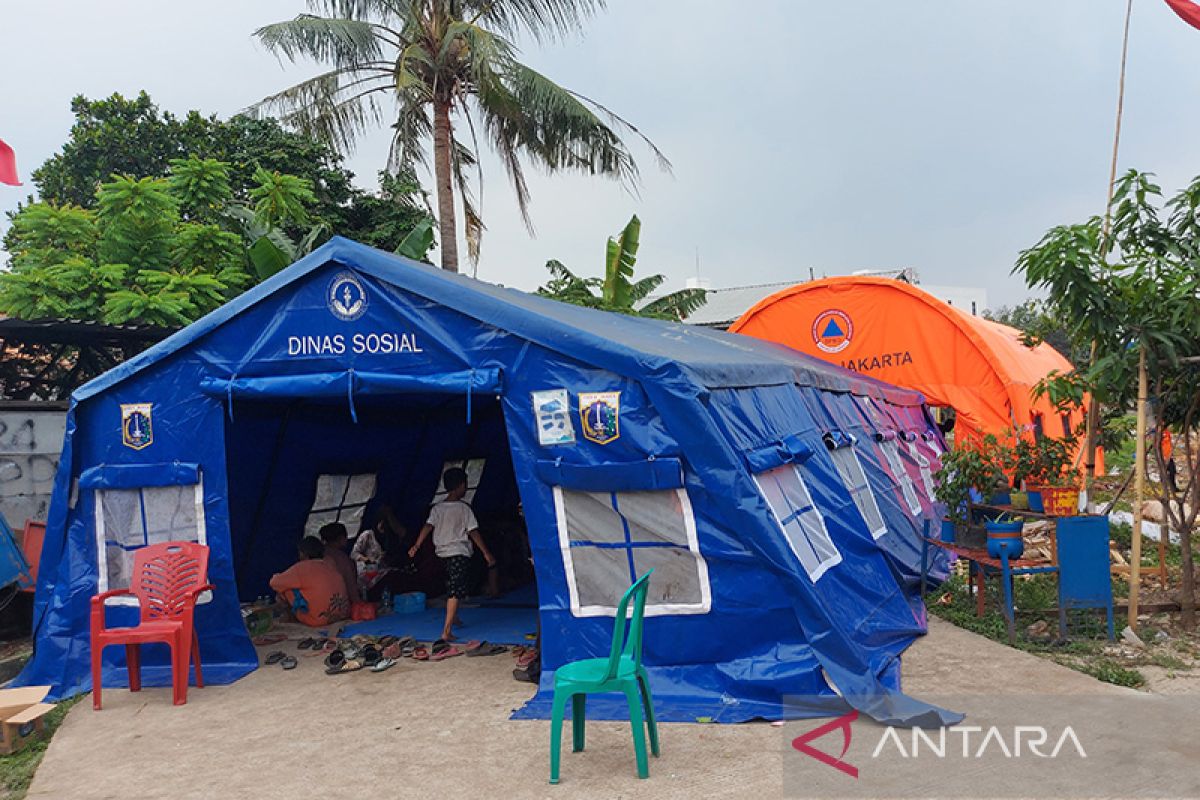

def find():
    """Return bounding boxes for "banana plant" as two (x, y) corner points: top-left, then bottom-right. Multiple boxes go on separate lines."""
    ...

(537, 215), (707, 321)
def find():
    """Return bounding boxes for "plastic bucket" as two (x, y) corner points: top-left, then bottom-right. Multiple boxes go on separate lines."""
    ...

(1027, 489), (1044, 513)
(1041, 486), (1080, 517)
(989, 492), (1012, 506)
(394, 592), (426, 615)
(1010, 491), (1029, 510)
(985, 520), (1025, 559)
(940, 518), (957, 543)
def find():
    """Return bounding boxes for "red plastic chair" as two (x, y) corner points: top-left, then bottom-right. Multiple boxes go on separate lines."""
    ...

(90, 541), (212, 710)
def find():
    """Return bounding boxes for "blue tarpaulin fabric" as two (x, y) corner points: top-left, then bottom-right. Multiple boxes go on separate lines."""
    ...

(15, 237), (954, 725)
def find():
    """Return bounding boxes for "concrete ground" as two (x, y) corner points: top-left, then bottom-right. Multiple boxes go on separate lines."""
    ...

(25, 619), (1183, 799)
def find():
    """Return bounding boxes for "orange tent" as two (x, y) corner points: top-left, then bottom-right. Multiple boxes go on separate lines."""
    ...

(730, 277), (1091, 451)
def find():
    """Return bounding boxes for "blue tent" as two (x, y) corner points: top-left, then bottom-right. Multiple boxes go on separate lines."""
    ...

(16, 237), (956, 726)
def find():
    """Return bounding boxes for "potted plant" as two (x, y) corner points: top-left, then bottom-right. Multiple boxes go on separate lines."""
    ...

(934, 438), (1006, 543)
(984, 512), (1025, 558)
(1026, 434), (1077, 515)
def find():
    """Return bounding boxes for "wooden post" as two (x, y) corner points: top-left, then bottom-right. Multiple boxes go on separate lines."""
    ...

(1129, 347), (1147, 630)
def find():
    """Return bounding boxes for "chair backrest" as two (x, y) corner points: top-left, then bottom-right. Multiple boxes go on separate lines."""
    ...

(130, 542), (209, 623)
(603, 569), (653, 681)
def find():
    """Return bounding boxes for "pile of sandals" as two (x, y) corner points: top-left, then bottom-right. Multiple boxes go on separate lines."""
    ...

(259, 634), (512, 675)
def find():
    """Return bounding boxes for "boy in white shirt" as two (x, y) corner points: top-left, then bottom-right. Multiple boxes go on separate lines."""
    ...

(409, 467), (496, 641)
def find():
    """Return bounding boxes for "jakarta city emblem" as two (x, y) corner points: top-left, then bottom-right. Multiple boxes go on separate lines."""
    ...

(121, 403), (153, 450)
(579, 391), (620, 445)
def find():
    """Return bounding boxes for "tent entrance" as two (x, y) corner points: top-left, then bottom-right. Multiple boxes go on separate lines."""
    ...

(222, 390), (534, 623)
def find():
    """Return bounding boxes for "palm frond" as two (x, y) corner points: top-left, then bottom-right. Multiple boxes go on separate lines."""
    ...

(250, 69), (393, 152)
(255, 15), (386, 68)
(462, 0), (606, 43)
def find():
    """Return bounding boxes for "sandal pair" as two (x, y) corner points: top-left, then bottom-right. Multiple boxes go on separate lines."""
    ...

(264, 651), (298, 670)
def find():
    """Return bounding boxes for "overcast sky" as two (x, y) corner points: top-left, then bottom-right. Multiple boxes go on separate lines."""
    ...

(3, 0), (1199, 309)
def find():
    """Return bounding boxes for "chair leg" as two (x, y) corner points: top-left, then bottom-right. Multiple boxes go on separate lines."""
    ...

(549, 690), (569, 784)
(125, 644), (141, 692)
(91, 640), (104, 711)
(637, 669), (659, 757)
(571, 694), (586, 752)
(191, 628), (204, 688)
(623, 684), (650, 779)
(171, 636), (188, 706)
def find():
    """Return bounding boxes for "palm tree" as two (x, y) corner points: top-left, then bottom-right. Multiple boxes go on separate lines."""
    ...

(252, 0), (669, 273)
(538, 214), (707, 320)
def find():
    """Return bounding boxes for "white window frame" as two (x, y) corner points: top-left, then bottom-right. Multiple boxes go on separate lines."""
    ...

(553, 486), (712, 618)
(829, 445), (888, 540)
(94, 480), (209, 608)
(880, 439), (923, 515)
(907, 440), (937, 502)
(753, 465), (842, 582)
(304, 473), (377, 539)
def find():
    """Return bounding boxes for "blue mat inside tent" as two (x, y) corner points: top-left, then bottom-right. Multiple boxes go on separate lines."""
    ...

(339, 586), (539, 645)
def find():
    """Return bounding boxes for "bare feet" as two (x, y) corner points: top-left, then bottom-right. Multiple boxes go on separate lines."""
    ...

(441, 631), (457, 642)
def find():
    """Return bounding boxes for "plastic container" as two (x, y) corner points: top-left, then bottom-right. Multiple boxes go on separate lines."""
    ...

(989, 491), (1012, 506)
(1027, 489), (1045, 513)
(940, 518), (957, 543)
(1010, 491), (1029, 510)
(985, 519), (1025, 559)
(394, 592), (426, 615)
(1041, 486), (1080, 517)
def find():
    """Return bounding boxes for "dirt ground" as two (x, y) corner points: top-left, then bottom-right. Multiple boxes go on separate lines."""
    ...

(23, 617), (1160, 800)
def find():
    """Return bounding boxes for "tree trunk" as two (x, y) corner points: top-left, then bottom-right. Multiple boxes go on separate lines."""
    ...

(432, 99), (458, 273)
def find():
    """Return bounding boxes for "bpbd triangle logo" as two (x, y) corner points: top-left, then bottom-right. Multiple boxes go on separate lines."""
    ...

(812, 309), (853, 354)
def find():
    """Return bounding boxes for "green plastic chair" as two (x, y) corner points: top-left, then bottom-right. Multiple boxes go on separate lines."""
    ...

(549, 569), (659, 784)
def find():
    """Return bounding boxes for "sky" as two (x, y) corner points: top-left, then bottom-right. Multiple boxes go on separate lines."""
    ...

(2, 0), (1200, 311)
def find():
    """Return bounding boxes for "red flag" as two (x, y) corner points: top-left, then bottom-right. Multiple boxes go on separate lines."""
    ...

(0, 139), (20, 186)
(1165, 0), (1200, 30)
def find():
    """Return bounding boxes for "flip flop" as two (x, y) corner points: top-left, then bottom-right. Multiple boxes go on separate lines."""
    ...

(281, 656), (298, 670)
(362, 645), (382, 668)
(430, 644), (464, 662)
(264, 650), (286, 665)
(515, 649), (538, 668)
(252, 634), (287, 646)
(371, 657), (397, 673)
(325, 658), (364, 675)
(382, 642), (402, 660)
(412, 646), (429, 661)
(466, 642), (509, 657)
(401, 642), (418, 658)
(324, 649), (346, 670)
(297, 637), (317, 650)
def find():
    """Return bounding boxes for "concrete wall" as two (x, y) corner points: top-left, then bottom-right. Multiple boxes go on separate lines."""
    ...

(0, 403), (66, 538)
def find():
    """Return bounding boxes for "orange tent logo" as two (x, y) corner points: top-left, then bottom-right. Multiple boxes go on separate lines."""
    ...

(812, 309), (853, 353)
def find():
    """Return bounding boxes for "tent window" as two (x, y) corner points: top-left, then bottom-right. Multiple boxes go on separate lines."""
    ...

(305, 474), (377, 539)
(880, 440), (923, 515)
(753, 465), (842, 582)
(553, 487), (711, 617)
(906, 441), (937, 502)
(829, 447), (888, 540)
(94, 482), (207, 607)
(433, 459), (485, 504)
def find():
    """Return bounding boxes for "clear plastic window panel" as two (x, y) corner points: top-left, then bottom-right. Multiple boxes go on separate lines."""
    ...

(907, 440), (937, 501)
(830, 447), (888, 539)
(753, 465), (842, 582)
(304, 473), (377, 538)
(557, 488), (709, 614)
(432, 459), (485, 504)
(881, 440), (923, 515)
(100, 485), (201, 592)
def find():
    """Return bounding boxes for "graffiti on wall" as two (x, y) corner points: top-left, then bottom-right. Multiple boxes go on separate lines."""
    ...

(0, 411), (65, 533)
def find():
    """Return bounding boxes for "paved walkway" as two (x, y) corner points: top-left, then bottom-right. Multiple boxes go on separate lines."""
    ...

(27, 619), (1169, 799)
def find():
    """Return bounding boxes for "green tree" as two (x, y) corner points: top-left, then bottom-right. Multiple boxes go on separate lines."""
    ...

(95, 176), (179, 270)
(537, 215), (707, 320)
(253, 0), (668, 273)
(1014, 169), (1200, 629)
(23, 92), (433, 254)
(169, 156), (233, 223)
